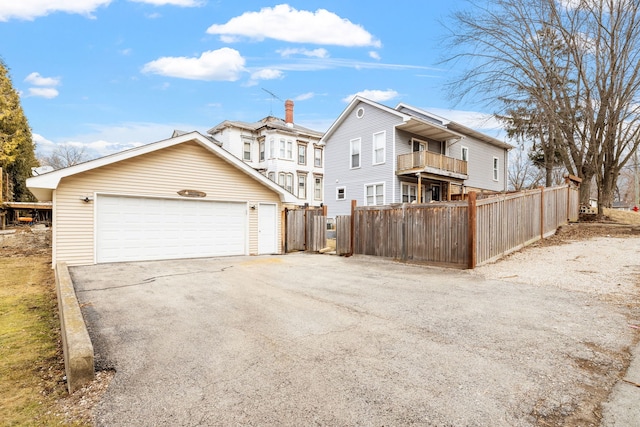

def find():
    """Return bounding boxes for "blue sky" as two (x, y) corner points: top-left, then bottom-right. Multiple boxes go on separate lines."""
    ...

(0, 0), (503, 159)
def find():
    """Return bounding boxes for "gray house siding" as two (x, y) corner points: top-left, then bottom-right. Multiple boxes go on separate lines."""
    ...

(324, 100), (400, 217)
(452, 136), (506, 191)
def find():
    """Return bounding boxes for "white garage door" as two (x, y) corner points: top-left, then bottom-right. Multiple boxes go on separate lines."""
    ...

(96, 195), (247, 263)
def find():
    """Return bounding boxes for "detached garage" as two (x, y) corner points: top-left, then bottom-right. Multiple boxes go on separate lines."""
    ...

(27, 132), (298, 266)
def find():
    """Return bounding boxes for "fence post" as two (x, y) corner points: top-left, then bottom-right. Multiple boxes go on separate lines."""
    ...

(468, 191), (477, 269)
(350, 200), (357, 256)
(539, 186), (545, 239)
(401, 203), (407, 261)
(282, 208), (288, 253)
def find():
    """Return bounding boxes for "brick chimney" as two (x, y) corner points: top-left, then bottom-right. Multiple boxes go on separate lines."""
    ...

(285, 99), (294, 127)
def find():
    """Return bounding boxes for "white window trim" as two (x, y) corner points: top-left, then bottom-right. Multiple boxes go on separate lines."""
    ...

(461, 146), (469, 162)
(314, 146), (323, 168)
(364, 182), (385, 206)
(297, 173), (306, 199)
(314, 176), (323, 201)
(297, 143), (306, 165)
(243, 139), (252, 161)
(350, 137), (361, 169)
(493, 156), (499, 181)
(336, 186), (346, 201)
(372, 131), (386, 165)
(401, 182), (417, 203)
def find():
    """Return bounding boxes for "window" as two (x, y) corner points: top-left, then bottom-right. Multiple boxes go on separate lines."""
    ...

(298, 174), (306, 199)
(269, 138), (275, 159)
(314, 147), (322, 168)
(372, 131), (385, 165)
(286, 173), (293, 192)
(401, 183), (417, 203)
(268, 172), (275, 182)
(350, 138), (361, 169)
(259, 141), (265, 161)
(431, 184), (441, 202)
(336, 186), (346, 200)
(461, 146), (469, 162)
(314, 176), (323, 200)
(365, 183), (384, 206)
(493, 157), (499, 181)
(279, 139), (286, 158)
(278, 172), (294, 192)
(286, 140), (293, 160)
(298, 144), (306, 165)
(243, 140), (252, 161)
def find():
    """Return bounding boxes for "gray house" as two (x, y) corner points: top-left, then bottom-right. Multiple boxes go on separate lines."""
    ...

(322, 96), (512, 217)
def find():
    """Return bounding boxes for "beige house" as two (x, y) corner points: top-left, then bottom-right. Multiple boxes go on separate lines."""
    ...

(27, 131), (298, 266)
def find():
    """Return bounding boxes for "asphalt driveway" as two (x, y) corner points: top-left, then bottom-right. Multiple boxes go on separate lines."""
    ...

(70, 253), (633, 426)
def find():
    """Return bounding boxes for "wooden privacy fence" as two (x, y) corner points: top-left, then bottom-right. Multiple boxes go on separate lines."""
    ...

(285, 207), (327, 252)
(337, 185), (579, 268)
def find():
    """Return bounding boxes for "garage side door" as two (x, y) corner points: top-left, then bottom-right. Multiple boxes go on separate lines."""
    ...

(96, 195), (246, 263)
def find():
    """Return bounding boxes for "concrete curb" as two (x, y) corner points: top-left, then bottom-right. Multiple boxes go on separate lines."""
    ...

(55, 262), (94, 393)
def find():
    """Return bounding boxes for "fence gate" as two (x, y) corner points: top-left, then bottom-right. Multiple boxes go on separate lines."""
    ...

(335, 215), (352, 255)
(285, 207), (326, 252)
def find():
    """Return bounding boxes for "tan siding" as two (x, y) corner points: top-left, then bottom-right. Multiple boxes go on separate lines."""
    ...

(55, 141), (282, 265)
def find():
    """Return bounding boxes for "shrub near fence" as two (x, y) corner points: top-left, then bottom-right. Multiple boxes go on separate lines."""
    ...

(338, 185), (579, 268)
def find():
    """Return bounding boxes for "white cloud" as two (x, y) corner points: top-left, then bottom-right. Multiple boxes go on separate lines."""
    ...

(0, 0), (111, 21)
(369, 51), (381, 60)
(342, 89), (399, 103)
(250, 69), (284, 81)
(294, 92), (315, 101)
(142, 48), (246, 81)
(25, 72), (60, 86)
(206, 4), (381, 47)
(129, 0), (203, 5)
(277, 48), (329, 58)
(119, 48), (133, 56)
(27, 87), (59, 99)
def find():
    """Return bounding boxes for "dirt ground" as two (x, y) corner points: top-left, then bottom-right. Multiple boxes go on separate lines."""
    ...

(2, 212), (639, 426)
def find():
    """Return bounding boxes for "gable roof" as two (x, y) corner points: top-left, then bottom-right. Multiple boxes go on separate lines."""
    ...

(322, 96), (512, 150)
(26, 131), (299, 203)
(208, 116), (323, 139)
(322, 96), (465, 143)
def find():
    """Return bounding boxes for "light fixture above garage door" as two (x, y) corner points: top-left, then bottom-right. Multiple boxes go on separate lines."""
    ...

(177, 189), (206, 198)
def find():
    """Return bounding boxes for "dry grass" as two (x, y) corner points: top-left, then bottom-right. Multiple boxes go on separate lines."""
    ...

(0, 255), (87, 427)
(604, 207), (640, 225)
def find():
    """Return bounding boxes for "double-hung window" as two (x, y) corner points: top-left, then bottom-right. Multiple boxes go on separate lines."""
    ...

(401, 183), (417, 203)
(314, 176), (323, 200)
(314, 147), (322, 167)
(336, 186), (346, 201)
(350, 138), (361, 169)
(461, 146), (469, 162)
(365, 183), (384, 206)
(298, 144), (306, 165)
(493, 157), (499, 181)
(286, 140), (293, 160)
(243, 139), (252, 161)
(298, 174), (306, 199)
(279, 139), (286, 158)
(372, 131), (385, 165)
(259, 141), (265, 161)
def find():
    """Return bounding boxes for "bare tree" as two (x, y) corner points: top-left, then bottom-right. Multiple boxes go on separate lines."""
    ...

(443, 0), (640, 216)
(39, 144), (89, 170)
(508, 144), (544, 191)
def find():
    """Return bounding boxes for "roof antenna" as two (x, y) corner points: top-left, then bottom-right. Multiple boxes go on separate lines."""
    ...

(262, 88), (283, 116)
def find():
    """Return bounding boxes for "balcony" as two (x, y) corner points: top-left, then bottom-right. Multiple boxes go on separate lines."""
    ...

(397, 151), (468, 179)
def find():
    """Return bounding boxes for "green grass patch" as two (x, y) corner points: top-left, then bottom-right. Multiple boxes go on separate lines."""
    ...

(0, 255), (87, 426)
